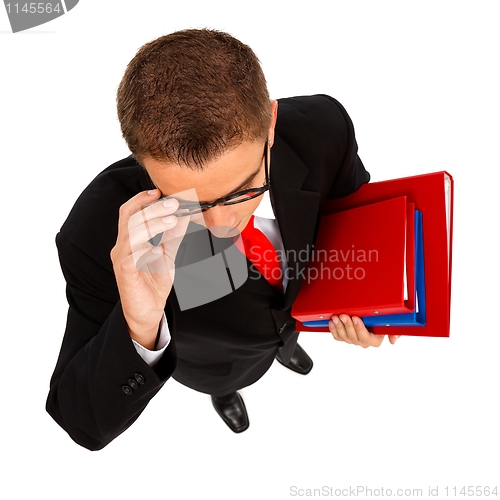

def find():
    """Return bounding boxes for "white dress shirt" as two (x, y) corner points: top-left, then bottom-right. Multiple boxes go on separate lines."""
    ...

(132, 191), (287, 367)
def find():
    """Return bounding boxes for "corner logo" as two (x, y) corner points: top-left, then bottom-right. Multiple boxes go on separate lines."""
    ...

(3, 1), (79, 33)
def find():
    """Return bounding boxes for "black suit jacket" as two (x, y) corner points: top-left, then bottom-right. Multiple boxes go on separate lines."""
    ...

(46, 95), (370, 450)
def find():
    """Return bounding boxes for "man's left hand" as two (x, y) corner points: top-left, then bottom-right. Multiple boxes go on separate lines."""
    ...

(329, 314), (400, 348)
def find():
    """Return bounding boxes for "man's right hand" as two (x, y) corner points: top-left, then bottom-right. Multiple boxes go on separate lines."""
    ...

(110, 189), (190, 349)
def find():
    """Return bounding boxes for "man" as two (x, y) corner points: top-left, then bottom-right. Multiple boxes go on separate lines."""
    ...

(46, 29), (398, 451)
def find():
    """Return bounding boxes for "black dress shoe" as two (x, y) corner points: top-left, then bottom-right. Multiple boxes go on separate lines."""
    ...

(211, 392), (249, 433)
(276, 343), (313, 375)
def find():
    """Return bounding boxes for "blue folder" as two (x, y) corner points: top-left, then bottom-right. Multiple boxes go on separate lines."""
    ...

(303, 210), (426, 328)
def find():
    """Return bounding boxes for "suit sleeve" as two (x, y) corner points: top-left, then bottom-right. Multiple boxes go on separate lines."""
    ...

(321, 95), (370, 199)
(46, 232), (177, 451)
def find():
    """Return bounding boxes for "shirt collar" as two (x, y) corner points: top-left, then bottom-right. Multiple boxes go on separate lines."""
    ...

(252, 190), (275, 220)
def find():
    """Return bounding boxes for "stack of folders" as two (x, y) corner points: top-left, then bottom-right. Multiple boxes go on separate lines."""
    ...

(291, 171), (453, 337)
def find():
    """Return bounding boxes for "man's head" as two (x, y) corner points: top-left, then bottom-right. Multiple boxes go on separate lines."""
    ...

(117, 28), (272, 169)
(116, 29), (278, 236)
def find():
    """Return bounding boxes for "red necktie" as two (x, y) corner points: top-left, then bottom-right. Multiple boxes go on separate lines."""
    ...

(235, 215), (283, 291)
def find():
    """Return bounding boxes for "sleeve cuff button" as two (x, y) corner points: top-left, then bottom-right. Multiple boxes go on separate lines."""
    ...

(122, 385), (133, 395)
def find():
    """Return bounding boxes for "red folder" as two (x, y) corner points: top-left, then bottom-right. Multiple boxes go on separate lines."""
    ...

(292, 196), (415, 320)
(295, 171), (453, 337)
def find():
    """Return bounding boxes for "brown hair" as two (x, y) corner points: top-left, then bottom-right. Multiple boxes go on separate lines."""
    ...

(116, 29), (271, 169)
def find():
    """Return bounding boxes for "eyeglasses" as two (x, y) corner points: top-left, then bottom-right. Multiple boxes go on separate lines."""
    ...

(146, 140), (270, 217)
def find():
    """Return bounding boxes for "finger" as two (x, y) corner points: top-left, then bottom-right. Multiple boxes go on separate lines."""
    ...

(127, 204), (190, 254)
(340, 314), (362, 344)
(128, 214), (178, 250)
(329, 319), (341, 342)
(143, 211), (191, 256)
(136, 186), (200, 228)
(388, 335), (400, 344)
(329, 315), (354, 345)
(120, 243), (175, 278)
(158, 215), (191, 262)
(118, 189), (162, 234)
(114, 210), (190, 274)
(145, 249), (175, 276)
(128, 197), (180, 232)
(330, 315), (385, 348)
(350, 316), (384, 348)
(130, 215), (190, 270)
(137, 246), (175, 277)
(159, 210), (191, 244)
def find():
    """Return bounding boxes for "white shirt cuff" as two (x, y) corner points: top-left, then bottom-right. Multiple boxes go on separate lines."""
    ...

(132, 314), (171, 368)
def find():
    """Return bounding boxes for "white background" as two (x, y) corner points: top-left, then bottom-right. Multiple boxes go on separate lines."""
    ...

(1, 1), (499, 499)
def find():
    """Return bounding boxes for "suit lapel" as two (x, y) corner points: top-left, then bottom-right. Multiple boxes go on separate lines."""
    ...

(271, 134), (321, 310)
